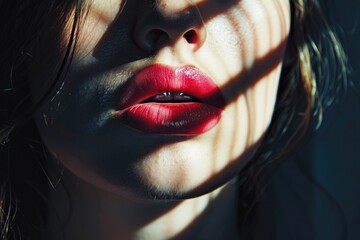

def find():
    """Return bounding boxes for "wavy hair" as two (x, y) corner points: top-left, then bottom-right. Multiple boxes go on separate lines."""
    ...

(0, 0), (348, 239)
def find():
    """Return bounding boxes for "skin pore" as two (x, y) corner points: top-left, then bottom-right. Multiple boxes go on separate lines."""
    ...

(30, 0), (291, 239)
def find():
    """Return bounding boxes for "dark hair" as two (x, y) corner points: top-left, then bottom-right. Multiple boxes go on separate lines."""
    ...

(237, 0), (348, 194)
(0, 0), (348, 239)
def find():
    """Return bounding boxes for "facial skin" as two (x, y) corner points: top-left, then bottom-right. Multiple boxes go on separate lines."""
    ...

(32, 0), (290, 200)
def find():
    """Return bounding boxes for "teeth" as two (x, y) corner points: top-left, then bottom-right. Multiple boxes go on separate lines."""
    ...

(174, 92), (193, 101)
(150, 92), (194, 102)
(151, 92), (172, 101)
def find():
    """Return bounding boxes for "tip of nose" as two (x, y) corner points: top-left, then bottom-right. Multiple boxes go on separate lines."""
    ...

(133, 2), (207, 53)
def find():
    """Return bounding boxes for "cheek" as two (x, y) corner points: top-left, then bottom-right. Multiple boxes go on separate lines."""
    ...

(203, 0), (290, 73)
(64, 0), (123, 60)
(196, 0), (290, 160)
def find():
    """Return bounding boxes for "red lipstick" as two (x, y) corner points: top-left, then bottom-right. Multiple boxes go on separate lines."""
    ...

(114, 64), (225, 135)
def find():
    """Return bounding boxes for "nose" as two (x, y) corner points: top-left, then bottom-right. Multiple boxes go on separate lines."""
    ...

(133, 0), (207, 53)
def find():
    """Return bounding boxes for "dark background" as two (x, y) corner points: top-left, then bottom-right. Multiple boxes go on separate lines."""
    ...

(253, 1), (360, 239)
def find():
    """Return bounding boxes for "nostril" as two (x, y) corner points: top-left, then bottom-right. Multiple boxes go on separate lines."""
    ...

(146, 29), (169, 49)
(183, 29), (198, 44)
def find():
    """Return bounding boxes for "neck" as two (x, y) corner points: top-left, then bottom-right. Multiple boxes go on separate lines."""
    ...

(45, 171), (240, 240)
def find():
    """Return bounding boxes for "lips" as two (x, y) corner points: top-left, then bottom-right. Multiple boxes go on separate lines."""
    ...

(114, 64), (225, 135)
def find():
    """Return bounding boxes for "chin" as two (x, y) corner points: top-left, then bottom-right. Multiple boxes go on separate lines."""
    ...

(113, 143), (255, 201)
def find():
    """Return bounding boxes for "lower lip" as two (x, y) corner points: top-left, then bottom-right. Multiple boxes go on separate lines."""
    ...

(114, 103), (223, 135)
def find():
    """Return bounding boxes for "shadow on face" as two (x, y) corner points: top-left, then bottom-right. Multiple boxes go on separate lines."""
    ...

(31, 0), (290, 204)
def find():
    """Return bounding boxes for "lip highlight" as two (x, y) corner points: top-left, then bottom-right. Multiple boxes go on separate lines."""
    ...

(114, 64), (226, 135)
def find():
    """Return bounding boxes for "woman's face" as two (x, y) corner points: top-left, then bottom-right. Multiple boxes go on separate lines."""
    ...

(32, 0), (290, 199)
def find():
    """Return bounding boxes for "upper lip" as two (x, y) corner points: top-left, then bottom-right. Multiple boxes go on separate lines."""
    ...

(116, 64), (226, 110)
